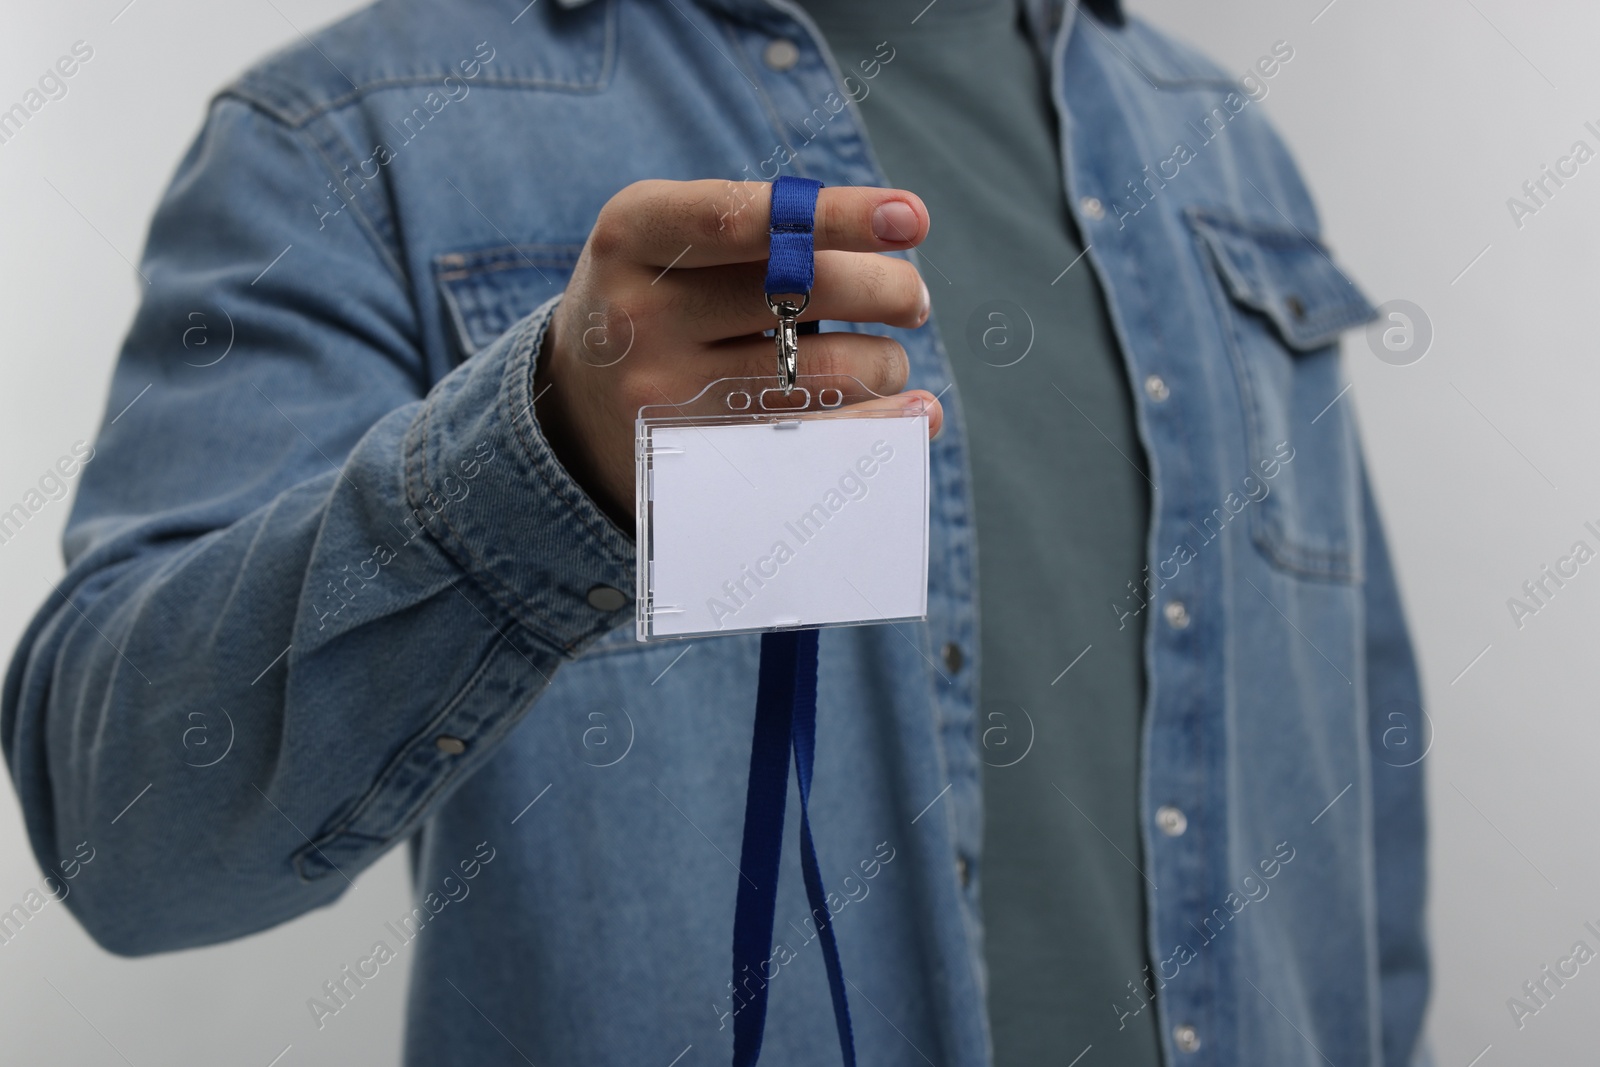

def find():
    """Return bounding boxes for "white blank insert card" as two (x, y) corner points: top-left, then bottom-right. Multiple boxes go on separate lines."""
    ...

(641, 413), (930, 639)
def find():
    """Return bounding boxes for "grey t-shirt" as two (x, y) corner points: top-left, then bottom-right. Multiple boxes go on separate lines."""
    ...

(795, 2), (1161, 1062)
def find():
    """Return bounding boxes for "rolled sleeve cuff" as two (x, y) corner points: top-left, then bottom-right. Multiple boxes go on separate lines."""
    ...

(404, 295), (636, 653)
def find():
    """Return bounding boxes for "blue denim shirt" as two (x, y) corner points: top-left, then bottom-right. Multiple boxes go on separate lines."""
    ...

(2, 1), (1429, 1064)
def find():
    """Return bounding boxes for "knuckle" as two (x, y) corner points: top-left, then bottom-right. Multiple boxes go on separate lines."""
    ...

(695, 192), (743, 248)
(814, 193), (860, 247)
(595, 180), (676, 260)
(693, 184), (762, 256)
(854, 257), (888, 303)
(804, 334), (906, 390)
(613, 178), (669, 215)
(720, 180), (767, 238)
(894, 264), (924, 320)
(588, 205), (629, 261)
(803, 335), (851, 379)
(876, 337), (909, 389)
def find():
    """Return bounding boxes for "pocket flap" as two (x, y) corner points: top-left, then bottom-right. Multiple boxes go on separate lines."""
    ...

(1188, 210), (1375, 351)
(434, 243), (582, 357)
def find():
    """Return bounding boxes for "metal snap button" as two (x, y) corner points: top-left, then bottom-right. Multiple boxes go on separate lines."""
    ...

(1155, 805), (1188, 837)
(587, 585), (628, 612)
(763, 38), (800, 71)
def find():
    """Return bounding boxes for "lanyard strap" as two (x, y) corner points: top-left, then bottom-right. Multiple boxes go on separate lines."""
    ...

(730, 176), (855, 1067)
(764, 175), (822, 295)
(732, 631), (856, 1067)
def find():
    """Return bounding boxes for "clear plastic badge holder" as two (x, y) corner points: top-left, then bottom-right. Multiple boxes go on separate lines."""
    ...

(635, 373), (931, 641)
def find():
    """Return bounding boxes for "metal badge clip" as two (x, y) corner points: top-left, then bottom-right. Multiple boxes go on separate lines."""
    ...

(768, 292), (808, 394)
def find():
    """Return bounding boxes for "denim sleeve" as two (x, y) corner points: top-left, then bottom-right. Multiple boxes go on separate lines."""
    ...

(1361, 464), (1431, 1064)
(0, 98), (634, 954)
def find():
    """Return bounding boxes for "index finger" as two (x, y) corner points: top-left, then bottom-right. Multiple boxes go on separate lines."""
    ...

(602, 179), (930, 271)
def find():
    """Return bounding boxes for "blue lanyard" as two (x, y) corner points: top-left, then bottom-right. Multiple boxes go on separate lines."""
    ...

(729, 176), (857, 1067)
(764, 175), (822, 294)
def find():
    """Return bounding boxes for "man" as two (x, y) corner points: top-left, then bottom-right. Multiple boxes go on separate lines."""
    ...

(2, 0), (1429, 1064)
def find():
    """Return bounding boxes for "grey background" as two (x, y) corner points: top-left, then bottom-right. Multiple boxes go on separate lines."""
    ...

(0, 0), (1588, 1063)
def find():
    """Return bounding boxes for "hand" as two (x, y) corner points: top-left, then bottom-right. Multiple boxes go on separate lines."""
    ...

(534, 179), (942, 523)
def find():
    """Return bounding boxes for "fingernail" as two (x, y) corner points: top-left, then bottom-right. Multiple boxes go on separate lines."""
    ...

(917, 279), (930, 324)
(872, 200), (919, 243)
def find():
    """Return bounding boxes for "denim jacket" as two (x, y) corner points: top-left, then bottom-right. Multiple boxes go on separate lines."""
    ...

(2, 1), (1429, 1064)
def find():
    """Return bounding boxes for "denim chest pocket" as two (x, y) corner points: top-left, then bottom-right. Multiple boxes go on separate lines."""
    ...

(434, 243), (583, 361)
(1188, 209), (1377, 582)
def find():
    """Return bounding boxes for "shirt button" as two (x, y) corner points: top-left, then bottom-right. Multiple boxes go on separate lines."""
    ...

(587, 585), (628, 611)
(1155, 805), (1188, 837)
(941, 642), (964, 673)
(1173, 1024), (1202, 1053)
(1144, 374), (1170, 402)
(1164, 600), (1190, 630)
(1079, 196), (1105, 221)
(955, 855), (971, 888)
(763, 38), (801, 71)
(435, 735), (468, 755)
